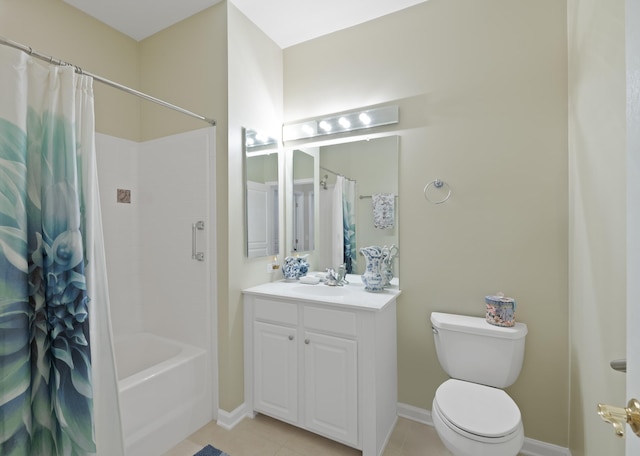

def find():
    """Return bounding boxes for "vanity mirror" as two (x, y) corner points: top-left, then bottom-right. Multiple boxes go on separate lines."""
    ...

(288, 135), (399, 278)
(243, 128), (280, 258)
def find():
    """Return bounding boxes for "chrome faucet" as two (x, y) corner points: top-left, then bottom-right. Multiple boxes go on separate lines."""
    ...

(325, 264), (349, 286)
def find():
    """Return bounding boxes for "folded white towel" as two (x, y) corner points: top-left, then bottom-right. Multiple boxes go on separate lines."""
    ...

(372, 193), (395, 229)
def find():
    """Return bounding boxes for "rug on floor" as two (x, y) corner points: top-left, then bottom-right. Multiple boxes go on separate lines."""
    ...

(194, 444), (230, 456)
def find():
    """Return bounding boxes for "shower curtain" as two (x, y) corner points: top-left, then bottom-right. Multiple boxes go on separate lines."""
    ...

(330, 178), (345, 270)
(0, 46), (123, 455)
(339, 176), (357, 273)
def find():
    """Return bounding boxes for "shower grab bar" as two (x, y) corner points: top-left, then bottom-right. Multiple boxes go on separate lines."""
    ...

(611, 359), (627, 373)
(192, 221), (205, 261)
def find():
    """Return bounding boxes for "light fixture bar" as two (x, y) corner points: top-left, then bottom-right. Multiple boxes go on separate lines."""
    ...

(245, 128), (278, 152)
(283, 105), (399, 141)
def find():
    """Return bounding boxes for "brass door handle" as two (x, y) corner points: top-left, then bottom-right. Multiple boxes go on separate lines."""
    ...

(597, 399), (640, 438)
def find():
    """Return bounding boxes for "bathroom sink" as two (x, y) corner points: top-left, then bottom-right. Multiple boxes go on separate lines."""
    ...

(290, 285), (352, 297)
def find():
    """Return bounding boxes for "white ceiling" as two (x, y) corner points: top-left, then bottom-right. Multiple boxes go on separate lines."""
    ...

(63, 0), (427, 48)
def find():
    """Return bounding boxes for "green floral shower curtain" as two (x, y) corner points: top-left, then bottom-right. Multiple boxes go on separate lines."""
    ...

(340, 176), (357, 273)
(0, 46), (123, 455)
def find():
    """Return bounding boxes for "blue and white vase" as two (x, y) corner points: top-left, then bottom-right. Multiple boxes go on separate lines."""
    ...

(360, 246), (386, 292)
(298, 256), (309, 277)
(283, 255), (309, 280)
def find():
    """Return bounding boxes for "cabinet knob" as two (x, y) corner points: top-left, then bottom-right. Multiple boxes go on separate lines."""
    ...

(305, 339), (310, 344)
(288, 335), (294, 341)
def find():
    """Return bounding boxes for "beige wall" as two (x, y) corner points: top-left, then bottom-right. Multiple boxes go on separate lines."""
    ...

(567, 0), (627, 454)
(139, 6), (226, 141)
(226, 2), (284, 411)
(0, 0), (141, 140)
(284, 0), (569, 446)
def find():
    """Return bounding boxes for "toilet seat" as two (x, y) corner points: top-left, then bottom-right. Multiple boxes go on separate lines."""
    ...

(434, 379), (522, 442)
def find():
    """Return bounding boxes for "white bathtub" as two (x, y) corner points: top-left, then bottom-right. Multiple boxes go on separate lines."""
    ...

(115, 333), (212, 456)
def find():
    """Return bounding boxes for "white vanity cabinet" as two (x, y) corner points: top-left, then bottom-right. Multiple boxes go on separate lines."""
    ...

(243, 280), (399, 456)
(253, 319), (299, 423)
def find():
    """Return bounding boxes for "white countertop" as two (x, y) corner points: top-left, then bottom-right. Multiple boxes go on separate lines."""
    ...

(242, 274), (401, 311)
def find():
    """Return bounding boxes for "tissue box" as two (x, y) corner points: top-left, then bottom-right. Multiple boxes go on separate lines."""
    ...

(485, 294), (516, 327)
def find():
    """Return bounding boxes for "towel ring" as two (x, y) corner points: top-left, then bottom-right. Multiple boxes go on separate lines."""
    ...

(424, 179), (451, 204)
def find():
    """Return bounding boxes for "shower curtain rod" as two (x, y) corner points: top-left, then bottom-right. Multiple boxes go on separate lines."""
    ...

(0, 36), (216, 126)
(320, 166), (355, 181)
(320, 166), (339, 176)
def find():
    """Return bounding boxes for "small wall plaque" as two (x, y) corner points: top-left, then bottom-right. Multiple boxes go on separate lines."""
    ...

(117, 188), (131, 204)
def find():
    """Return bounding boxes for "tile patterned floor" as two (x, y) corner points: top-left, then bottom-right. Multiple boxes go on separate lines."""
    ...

(162, 414), (454, 456)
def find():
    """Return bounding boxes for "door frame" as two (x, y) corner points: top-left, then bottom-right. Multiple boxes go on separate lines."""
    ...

(627, 0), (640, 453)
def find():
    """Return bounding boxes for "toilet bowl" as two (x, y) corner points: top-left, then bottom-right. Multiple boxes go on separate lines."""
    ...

(430, 312), (528, 456)
(431, 379), (524, 456)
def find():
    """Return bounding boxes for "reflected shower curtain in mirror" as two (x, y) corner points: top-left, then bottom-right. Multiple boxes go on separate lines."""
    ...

(0, 46), (124, 455)
(330, 177), (345, 270)
(340, 176), (357, 273)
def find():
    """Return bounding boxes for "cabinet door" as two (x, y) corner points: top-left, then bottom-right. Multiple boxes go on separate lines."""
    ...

(254, 321), (298, 423)
(303, 331), (358, 446)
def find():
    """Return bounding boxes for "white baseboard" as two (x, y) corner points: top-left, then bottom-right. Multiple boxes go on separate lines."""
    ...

(397, 403), (571, 456)
(519, 439), (572, 456)
(216, 403), (251, 430)
(397, 402), (434, 426)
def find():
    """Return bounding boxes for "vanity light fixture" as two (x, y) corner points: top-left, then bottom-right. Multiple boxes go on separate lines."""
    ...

(283, 105), (398, 141)
(245, 128), (278, 152)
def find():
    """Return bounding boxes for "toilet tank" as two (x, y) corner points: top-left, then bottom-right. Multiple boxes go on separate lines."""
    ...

(431, 312), (528, 388)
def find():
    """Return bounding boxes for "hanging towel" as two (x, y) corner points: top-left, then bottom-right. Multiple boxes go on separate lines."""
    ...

(372, 193), (395, 229)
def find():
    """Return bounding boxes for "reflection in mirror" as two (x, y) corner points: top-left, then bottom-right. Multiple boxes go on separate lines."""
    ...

(310, 136), (399, 277)
(244, 128), (279, 258)
(292, 149), (315, 253)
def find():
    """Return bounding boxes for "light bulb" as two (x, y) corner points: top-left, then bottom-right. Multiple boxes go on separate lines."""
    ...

(359, 112), (371, 125)
(319, 120), (332, 132)
(339, 117), (351, 129)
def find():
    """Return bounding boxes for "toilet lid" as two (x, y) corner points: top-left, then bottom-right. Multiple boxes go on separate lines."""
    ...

(435, 379), (521, 438)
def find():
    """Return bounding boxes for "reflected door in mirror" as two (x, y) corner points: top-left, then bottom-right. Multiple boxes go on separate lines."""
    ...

(293, 181), (314, 252)
(244, 127), (280, 258)
(292, 149), (316, 253)
(247, 180), (278, 256)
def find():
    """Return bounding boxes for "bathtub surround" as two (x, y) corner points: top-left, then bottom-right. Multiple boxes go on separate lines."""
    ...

(96, 129), (217, 455)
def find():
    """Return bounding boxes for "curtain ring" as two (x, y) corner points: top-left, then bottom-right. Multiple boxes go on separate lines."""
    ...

(424, 179), (451, 204)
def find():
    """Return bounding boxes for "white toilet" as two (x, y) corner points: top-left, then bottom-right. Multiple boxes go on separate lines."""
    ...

(430, 312), (528, 456)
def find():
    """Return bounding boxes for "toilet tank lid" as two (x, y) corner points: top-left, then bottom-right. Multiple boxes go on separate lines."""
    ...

(431, 312), (528, 340)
